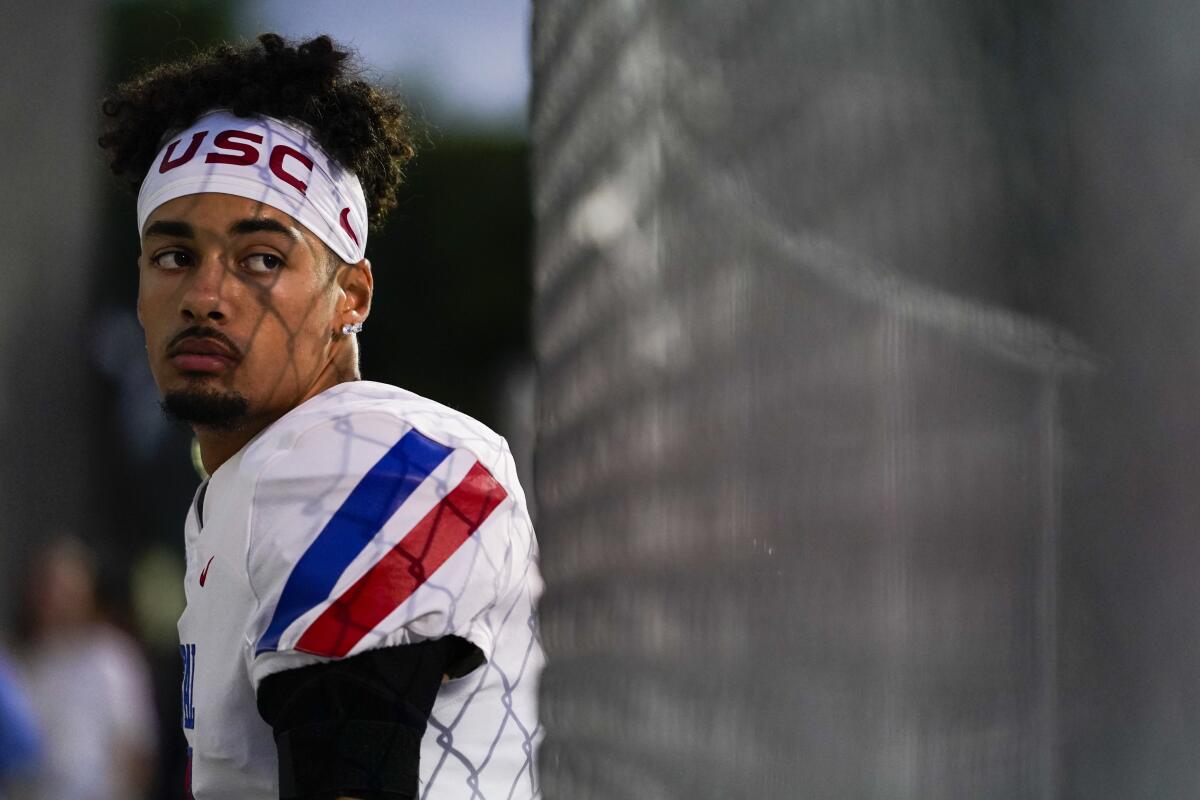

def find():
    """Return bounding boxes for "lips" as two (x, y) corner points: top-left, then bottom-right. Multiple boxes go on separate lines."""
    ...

(168, 336), (240, 374)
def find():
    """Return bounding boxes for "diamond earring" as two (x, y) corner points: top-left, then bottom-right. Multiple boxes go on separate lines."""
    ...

(341, 321), (364, 335)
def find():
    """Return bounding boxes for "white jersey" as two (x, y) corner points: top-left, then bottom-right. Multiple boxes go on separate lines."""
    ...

(178, 381), (544, 799)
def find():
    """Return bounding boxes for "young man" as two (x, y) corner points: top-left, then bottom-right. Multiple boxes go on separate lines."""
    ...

(99, 34), (543, 799)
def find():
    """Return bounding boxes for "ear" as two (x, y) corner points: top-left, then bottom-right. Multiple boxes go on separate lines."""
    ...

(337, 257), (373, 329)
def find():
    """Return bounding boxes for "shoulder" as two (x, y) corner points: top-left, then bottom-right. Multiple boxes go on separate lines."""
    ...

(237, 380), (525, 594)
(239, 382), (533, 664)
(238, 380), (513, 485)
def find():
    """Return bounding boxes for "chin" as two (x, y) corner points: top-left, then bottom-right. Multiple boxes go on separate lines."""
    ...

(161, 387), (251, 430)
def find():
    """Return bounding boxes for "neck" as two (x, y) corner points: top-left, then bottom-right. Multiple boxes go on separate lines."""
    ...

(194, 360), (359, 476)
(194, 425), (264, 477)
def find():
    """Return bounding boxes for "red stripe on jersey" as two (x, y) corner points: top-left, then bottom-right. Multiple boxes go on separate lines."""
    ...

(294, 461), (508, 658)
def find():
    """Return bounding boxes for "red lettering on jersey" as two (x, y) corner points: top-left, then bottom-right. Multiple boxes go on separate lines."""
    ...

(339, 207), (359, 246)
(205, 130), (263, 166)
(269, 145), (314, 195)
(159, 131), (208, 173)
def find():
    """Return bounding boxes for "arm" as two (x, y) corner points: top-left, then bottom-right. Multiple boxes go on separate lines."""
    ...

(257, 636), (483, 800)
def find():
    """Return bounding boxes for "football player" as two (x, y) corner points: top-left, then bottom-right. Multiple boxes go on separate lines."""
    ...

(98, 34), (544, 800)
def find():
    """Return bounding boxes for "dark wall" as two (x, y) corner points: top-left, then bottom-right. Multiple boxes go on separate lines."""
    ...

(0, 0), (102, 632)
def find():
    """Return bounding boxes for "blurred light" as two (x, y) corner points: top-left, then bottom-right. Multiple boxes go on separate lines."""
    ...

(130, 545), (186, 651)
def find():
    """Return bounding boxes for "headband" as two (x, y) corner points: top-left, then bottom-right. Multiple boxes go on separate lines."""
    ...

(136, 109), (368, 264)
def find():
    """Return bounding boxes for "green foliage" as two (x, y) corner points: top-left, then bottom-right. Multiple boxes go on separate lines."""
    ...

(364, 136), (532, 427)
(104, 0), (233, 84)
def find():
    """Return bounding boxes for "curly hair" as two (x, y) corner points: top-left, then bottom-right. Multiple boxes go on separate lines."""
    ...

(98, 33), (415, 231)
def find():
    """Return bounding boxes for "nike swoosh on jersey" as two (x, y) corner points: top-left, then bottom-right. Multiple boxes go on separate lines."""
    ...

(199, 556), (214, 587)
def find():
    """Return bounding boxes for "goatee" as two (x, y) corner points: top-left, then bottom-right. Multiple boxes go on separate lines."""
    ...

(161, 389), (250, 431)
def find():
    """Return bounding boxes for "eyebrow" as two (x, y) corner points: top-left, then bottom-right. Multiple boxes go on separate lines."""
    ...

(228, 218), (303, 242)
(143, 220), (194, 239)
(141, 216), (304, 244)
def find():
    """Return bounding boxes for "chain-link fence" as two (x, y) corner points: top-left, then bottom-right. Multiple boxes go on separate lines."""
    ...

(529, 1), (1198, 797)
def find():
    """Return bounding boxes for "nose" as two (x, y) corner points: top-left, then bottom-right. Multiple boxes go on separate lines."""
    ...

(179, 257), (230, 322)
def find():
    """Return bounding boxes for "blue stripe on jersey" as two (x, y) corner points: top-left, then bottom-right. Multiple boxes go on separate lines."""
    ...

(256, 428), (453, 654)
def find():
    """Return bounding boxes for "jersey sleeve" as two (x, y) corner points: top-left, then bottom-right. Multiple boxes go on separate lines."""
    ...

(244, 412), (531, 690)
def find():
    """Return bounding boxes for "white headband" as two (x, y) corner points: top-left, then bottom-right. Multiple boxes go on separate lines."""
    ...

(136, 109), (368, 264)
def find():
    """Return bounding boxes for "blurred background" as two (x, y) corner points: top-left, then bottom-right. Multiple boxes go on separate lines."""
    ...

(5, 1), (1200, 799)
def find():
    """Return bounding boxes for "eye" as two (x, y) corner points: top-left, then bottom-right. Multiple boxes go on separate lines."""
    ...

(243, 253), (284, 274)
(151, 250), (192, 270)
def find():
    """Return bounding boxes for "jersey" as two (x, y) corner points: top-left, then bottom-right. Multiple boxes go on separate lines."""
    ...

(177, 381), (544, 799)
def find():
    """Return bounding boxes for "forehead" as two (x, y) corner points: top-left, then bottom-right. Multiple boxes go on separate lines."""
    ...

(142, 192), (316, 243)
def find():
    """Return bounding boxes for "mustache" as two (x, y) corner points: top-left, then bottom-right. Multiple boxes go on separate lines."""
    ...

(166, 325), (243, 359)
